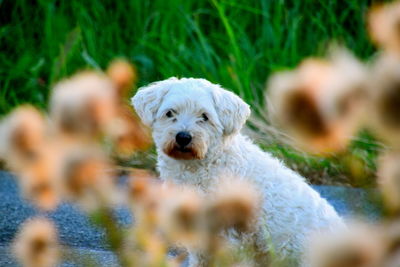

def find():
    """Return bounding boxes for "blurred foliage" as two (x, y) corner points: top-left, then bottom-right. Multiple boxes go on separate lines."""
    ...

(0, 0), (388, 186)
(0, 0), (379, 113)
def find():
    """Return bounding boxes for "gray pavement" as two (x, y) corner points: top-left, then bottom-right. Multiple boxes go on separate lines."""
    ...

(0, 171), (382, 266)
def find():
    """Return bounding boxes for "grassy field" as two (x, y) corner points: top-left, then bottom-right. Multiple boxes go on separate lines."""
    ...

(0, 0), (384, 185)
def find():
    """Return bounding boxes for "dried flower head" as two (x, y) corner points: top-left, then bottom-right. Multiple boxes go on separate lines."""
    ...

(367, 55), (400, 147)
(383, 221), (400, 254)
(0, 106), (46, 171)
(58, 146), (116, 211)
(157, 186), (204, 246)
(385, 252), (400, 267)
(18, 145), (61, 211)
(383, 221), (400, 267)
(127, 171), (168, 231)
(127, 169), (157, 204)
(13, 218), (60, 267)
(107, 59), (138, 98)
(207, 177), (260, 233)
(50, 71), (117, 140)
(307, 222), (385, 267)
(110, 105), (152, 156)
(368, 1), (400, 53)
(267, 48), (366, 154)
(377, 151), (400, 214)
(125, 173), (169, 266)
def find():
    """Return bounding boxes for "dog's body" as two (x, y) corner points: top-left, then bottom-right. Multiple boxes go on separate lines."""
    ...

(132, 78), (344, 266)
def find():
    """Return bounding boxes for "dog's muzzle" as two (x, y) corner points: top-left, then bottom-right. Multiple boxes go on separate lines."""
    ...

(163, 131), (205, 160)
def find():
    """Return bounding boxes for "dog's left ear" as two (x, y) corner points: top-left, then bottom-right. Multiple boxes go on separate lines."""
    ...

(211, 86), (251, 136)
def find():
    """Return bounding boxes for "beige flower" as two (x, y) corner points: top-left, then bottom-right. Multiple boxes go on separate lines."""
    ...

(0, 106), (46, 171)
(127, 169), (157, 204)
(106, 59), (152, 156)
(107, 59), (138, 99)
(367, 54), (400, 147)
(267, 48), (367, 154)
(13, 218), (60, 267)
(307, 222), (385, 267)
(127, 171), (167, 232)
(377, 151), (400, 214)
(110, 105), (152, 157)
(50, 71), (117, 140)
(206, 177), (260, 233)
(18, 145), (62, 211)
(57, 145), (116, 211)
(383, 221), (400, 266)
(368, 1), (400, 53)
(0, 106), (60, 210)
(157, 186), (204, 247)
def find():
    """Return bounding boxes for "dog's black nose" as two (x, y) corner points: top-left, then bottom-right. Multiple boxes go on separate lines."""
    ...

(176, 131), (192, 147)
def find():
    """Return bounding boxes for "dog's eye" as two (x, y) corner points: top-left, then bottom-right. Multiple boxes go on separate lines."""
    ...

(166, 110), (173, 118)
(202, 113), (208, 121)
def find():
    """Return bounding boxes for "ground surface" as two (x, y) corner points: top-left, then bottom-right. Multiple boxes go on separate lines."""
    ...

(0, 171), (381, 266)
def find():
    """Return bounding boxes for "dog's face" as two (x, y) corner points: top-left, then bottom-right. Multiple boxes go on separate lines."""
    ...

(132, 78), (250, 160)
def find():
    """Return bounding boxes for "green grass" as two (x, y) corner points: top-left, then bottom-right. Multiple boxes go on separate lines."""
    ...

(0, 0), (385, 185)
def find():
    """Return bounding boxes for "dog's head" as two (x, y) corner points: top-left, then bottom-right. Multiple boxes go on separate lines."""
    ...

(132, 78), (250, 160)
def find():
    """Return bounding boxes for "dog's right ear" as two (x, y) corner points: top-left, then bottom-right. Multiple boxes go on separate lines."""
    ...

(211, 86), (251, 136)
(131, 77), (178, 126)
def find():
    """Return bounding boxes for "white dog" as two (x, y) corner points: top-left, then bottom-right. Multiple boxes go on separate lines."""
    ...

(132, 77), (344, 266)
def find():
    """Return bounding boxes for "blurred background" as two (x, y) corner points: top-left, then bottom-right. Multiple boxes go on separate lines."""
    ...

(0, 0), (386, 187)
(4, 1), (400, 266)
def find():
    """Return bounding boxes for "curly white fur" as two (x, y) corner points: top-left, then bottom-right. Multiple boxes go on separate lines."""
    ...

(132, 77), (344, 266)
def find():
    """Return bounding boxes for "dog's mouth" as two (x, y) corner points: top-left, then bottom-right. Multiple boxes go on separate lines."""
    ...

(177, 146), (191, 153)
(163, 143), (204, 160)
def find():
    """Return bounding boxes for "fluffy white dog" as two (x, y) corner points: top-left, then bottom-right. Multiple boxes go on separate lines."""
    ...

(132, 77), (344, 266)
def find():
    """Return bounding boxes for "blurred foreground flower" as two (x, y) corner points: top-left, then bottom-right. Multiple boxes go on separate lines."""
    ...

(368, 1), (400, 54)
(200, 178), (262, 266)
(0, 106), (46, 171)
(266, 48), (366, 154)
(126, 169), (163, 240)
(158, 186), (204, 248)
(110, 105), (152, 156)
(378, 151), (400, 214)
(107, 59), (152, 156)
(58, 145), (116, 211)
(125, 171), (169, 266)
(382, 222), (400, 267)
(307, 222), (385, 267)
(127, 169), (157, 204)
(207, 178), (260, 234)
(50, 71), (117, 141)
(18, 145), (62, 211)
(126, 174), (262, 266)
(367, 55), (400, 147)
(107, 59), (138, 99)
(13, 218), (60, 267)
